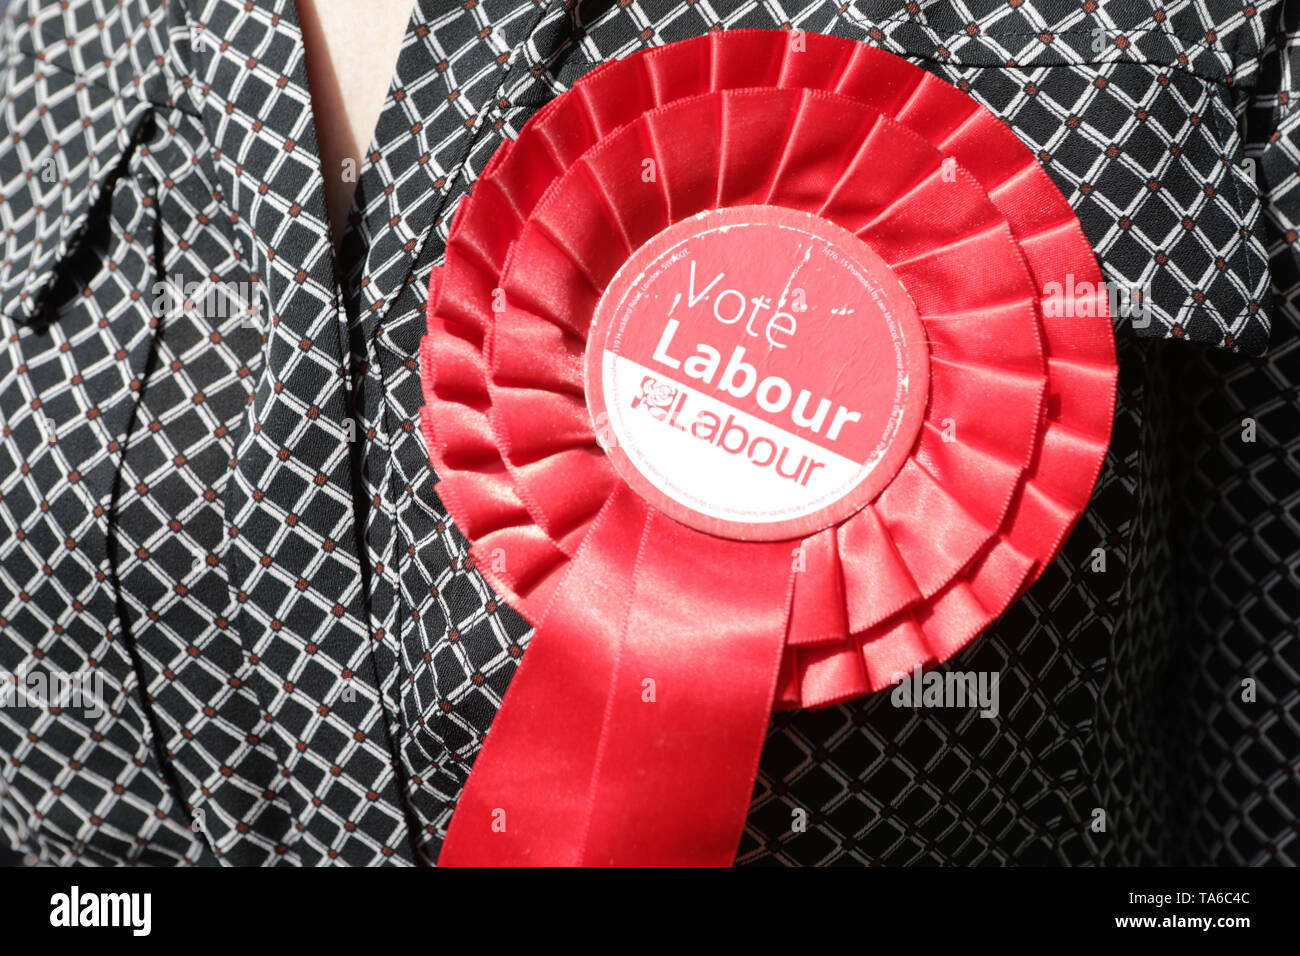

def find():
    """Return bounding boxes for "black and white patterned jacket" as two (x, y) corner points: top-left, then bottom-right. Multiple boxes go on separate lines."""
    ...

(0, 0), (1297, 866)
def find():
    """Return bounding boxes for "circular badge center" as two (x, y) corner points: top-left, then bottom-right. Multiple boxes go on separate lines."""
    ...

(584, 205), (929, 541)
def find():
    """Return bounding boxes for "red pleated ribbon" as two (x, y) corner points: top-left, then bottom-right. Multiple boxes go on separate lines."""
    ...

(420, 30), (1118, 866)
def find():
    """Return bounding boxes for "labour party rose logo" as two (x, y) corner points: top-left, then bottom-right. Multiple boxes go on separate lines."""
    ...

(631, 377), (678, 420)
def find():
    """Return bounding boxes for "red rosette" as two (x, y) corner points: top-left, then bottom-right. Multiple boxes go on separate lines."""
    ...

(420, 30), (1116, 865)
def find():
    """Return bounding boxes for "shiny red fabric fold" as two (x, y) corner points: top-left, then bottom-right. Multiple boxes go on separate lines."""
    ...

(439, 485), (794, 865)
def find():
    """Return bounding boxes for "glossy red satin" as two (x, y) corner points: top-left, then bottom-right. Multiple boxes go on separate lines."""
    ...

(438, 486), (795, 865)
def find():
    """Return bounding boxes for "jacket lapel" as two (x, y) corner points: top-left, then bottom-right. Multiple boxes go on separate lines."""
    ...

(340, 0), (556, 335)
(187, 0), (406, 862)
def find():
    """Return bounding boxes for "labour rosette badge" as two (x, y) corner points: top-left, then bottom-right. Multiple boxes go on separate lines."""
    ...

(419, 30), (1117, 865)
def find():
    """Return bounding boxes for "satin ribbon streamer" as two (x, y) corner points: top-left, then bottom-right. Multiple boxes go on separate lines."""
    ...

(440, 486), (795, 865)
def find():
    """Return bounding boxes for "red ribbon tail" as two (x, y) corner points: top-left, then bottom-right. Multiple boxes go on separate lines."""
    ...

(439, 485), (795, 866)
